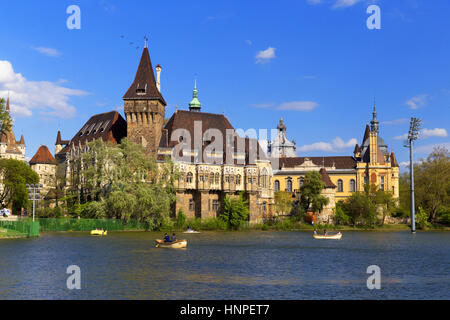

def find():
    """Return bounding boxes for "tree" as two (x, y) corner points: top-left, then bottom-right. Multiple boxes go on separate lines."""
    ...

(274, 191), (294, 216)
(67, 138), (177, 229)
(341, 191), (377, 226)
(0, 98), (12, 137)
(374, 189), (397, 225)
(220, 193), (249, 230)
(0, 158), (39, 213)
(298, 171), (329, 213)
(414, 147), (450, 223)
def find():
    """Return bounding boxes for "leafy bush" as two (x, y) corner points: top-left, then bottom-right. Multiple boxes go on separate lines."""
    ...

(416, 206), (431, 229)
(175, 208), (187, 229)
(219, 193), (249, 230)
(334, 204), (351, 225)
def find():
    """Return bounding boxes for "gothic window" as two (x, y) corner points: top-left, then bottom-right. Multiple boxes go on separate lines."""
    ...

(337, 179), (343, 192)
(212, 200), (219, 212)
(274, 180), (280, 192)
(380, 176), (385, 191)
(364, 176), (368, 185)
(350, 179), (356, 192)
(225, 175), (230, 183)
(215, 173), (220, 184)
(189, 199), (195, 211)
(186, 172), (193, 184)
(236, 174), (241, 185)
(230, 175), (235, 183)
(209, 173), (215, 184)
(261, 168), (268, 188)
(286, 178), (293, 192)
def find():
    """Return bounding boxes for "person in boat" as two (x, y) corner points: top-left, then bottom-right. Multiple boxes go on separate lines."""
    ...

(313, 229), (317, 235)
(187, 226), (192, 231)
(171, 233), (177, 242)
(163, 233), (171, 242)
(323, 229), (328, 236)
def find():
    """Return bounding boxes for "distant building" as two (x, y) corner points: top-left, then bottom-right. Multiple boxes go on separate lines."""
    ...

(29, 145), (57, 195)
(268, 118), (297, 158)
(0, 97), (25, 161)
(273, 106), (399, 223)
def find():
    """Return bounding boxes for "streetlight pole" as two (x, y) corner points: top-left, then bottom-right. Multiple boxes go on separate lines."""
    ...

(404, 117), (421, 234)
(26, 184), (43, 222)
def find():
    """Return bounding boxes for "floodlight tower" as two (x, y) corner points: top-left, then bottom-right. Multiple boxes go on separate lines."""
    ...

(26, 184), (43, 222)
(404, 117), (421, 233)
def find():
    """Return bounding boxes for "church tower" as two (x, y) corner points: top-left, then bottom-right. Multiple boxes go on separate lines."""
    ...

(123, 45), (166, 156)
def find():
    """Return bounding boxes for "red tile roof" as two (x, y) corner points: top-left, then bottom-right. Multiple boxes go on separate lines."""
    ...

(319, 168), (336, 188)
(30, 145), (56, 165)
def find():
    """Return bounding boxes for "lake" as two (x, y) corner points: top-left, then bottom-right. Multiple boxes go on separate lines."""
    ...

(0, 231), (449, 299)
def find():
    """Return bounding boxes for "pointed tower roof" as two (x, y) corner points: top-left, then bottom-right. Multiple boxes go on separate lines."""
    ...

(56, 130), (62, 144)
(390, 152), (399, 167)
(370, 100), (379, 133)
(29, 145), (56, 165)
(123, 47), (166, 105)
(353, 144), (360, 154)
(188, 76), (201, 112)
(6, 96), (10, 112)
(18, 134), (24, 145)
(362, 124), (370, 144)
(319, 168), (336, 188)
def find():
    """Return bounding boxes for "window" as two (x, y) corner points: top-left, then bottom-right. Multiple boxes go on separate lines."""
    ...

(225, 175), (230, 183)
(199, 174), (206, 182)
(299, 177), (304, 187)
(349, 179), (356, 192)
(230, 175), (235, 183)
(186, 172), (193, 183)
(209, 173), (214, 184)
(236, 174), (241, 185)
(189, 199), (195, 211)
(364, 176), (368, 185)
(274, 180), (280, 192)
(262, 202), (267, 213)
(392, 186), (395, 193)
(215, 173), (220, 184)
(380, 176), (385, 191)
(261, 168), (268, 188)
(212, 200), (219, 212)
(286, 178), (293, 192)
(337, 179), (343, 192)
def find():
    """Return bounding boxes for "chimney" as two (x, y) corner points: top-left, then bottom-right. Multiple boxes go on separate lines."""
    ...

(155, 64), (162, 92)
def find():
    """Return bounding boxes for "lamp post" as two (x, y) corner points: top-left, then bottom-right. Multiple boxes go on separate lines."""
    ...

(404, 117), (421, 233)
(26, 184), (43, 222)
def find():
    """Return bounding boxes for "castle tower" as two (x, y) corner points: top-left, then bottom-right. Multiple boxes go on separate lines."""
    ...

(123, 45), (166, 156)
(369, 103), (379, 163)
(188, 76), (201, 112)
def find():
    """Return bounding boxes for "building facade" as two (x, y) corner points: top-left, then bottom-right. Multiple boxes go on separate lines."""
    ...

(273, 107), (399, 223)
(0, 97), (25, 161)
(29, 145), (57, 195)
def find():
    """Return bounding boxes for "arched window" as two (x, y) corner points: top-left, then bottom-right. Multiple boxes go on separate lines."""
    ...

(337, 179), (343, 192)
(274, 180), (280, 192)
(236, 174), (241, 185)
(261, 168), (268, 188)
(210, 173), (215, 184)
(349, 179), (356, 192)
(186, 172), (193, 184)
(286, 178), (293, 192)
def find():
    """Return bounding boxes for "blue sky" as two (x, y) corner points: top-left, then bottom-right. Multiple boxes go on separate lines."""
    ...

(0, 0), (449, 169)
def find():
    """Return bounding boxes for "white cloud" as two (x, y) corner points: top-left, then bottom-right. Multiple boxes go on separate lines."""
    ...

(298, 137), (357, 152)
(245, 40), (253, 46)
(394, 128), (448, 140)
(406, 94), (428, 109)
(332, 0), (361, 9)
(33, 47), (61, 57)
(0, 60), (88, 118)
(421, 128), (448, 139)
(277, 101), (319, 111)
(251, 101), (319, 112)
(256, 47), (276, 64)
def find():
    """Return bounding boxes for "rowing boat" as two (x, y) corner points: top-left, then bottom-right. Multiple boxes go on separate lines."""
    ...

(313, 233), (342, 240)
(90, 229), (107, 236)
(183, 229), (200, 234)
(155, 239), (187, 248)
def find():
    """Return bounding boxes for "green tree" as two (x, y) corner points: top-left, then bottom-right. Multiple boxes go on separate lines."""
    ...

(374, 189), (397, 225)
(220, 193), (249, 230)
(414, 147), (450, 223)
(334, 202), (351, 225)
(274, 191), (294, 215)
(0, 158), (39, 213)
(298, 171), (329, 213)
(0, 98), (12, 137)
(341, 191), (377, 226)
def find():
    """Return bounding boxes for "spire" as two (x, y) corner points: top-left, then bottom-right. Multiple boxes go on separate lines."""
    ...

(6, 96), (10, 112)
(19, 134), (24, 145)
(56, 130), (62, 144)
(370, 98), (379, 133)
(362, 124), (370, 143)
(123, 47), (166, 105)
(189, 75), (201, 112)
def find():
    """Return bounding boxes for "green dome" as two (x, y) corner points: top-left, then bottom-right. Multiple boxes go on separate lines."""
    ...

(189, 77), (201, 111)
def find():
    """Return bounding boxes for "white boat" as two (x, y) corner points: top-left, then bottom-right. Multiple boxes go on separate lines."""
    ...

(183, 229), (200, 234)
(313, 232), (342, 240)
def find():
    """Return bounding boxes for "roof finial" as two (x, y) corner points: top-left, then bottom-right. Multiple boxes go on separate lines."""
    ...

(144, 35), (148, 48)
(189, 74), (201, 112)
